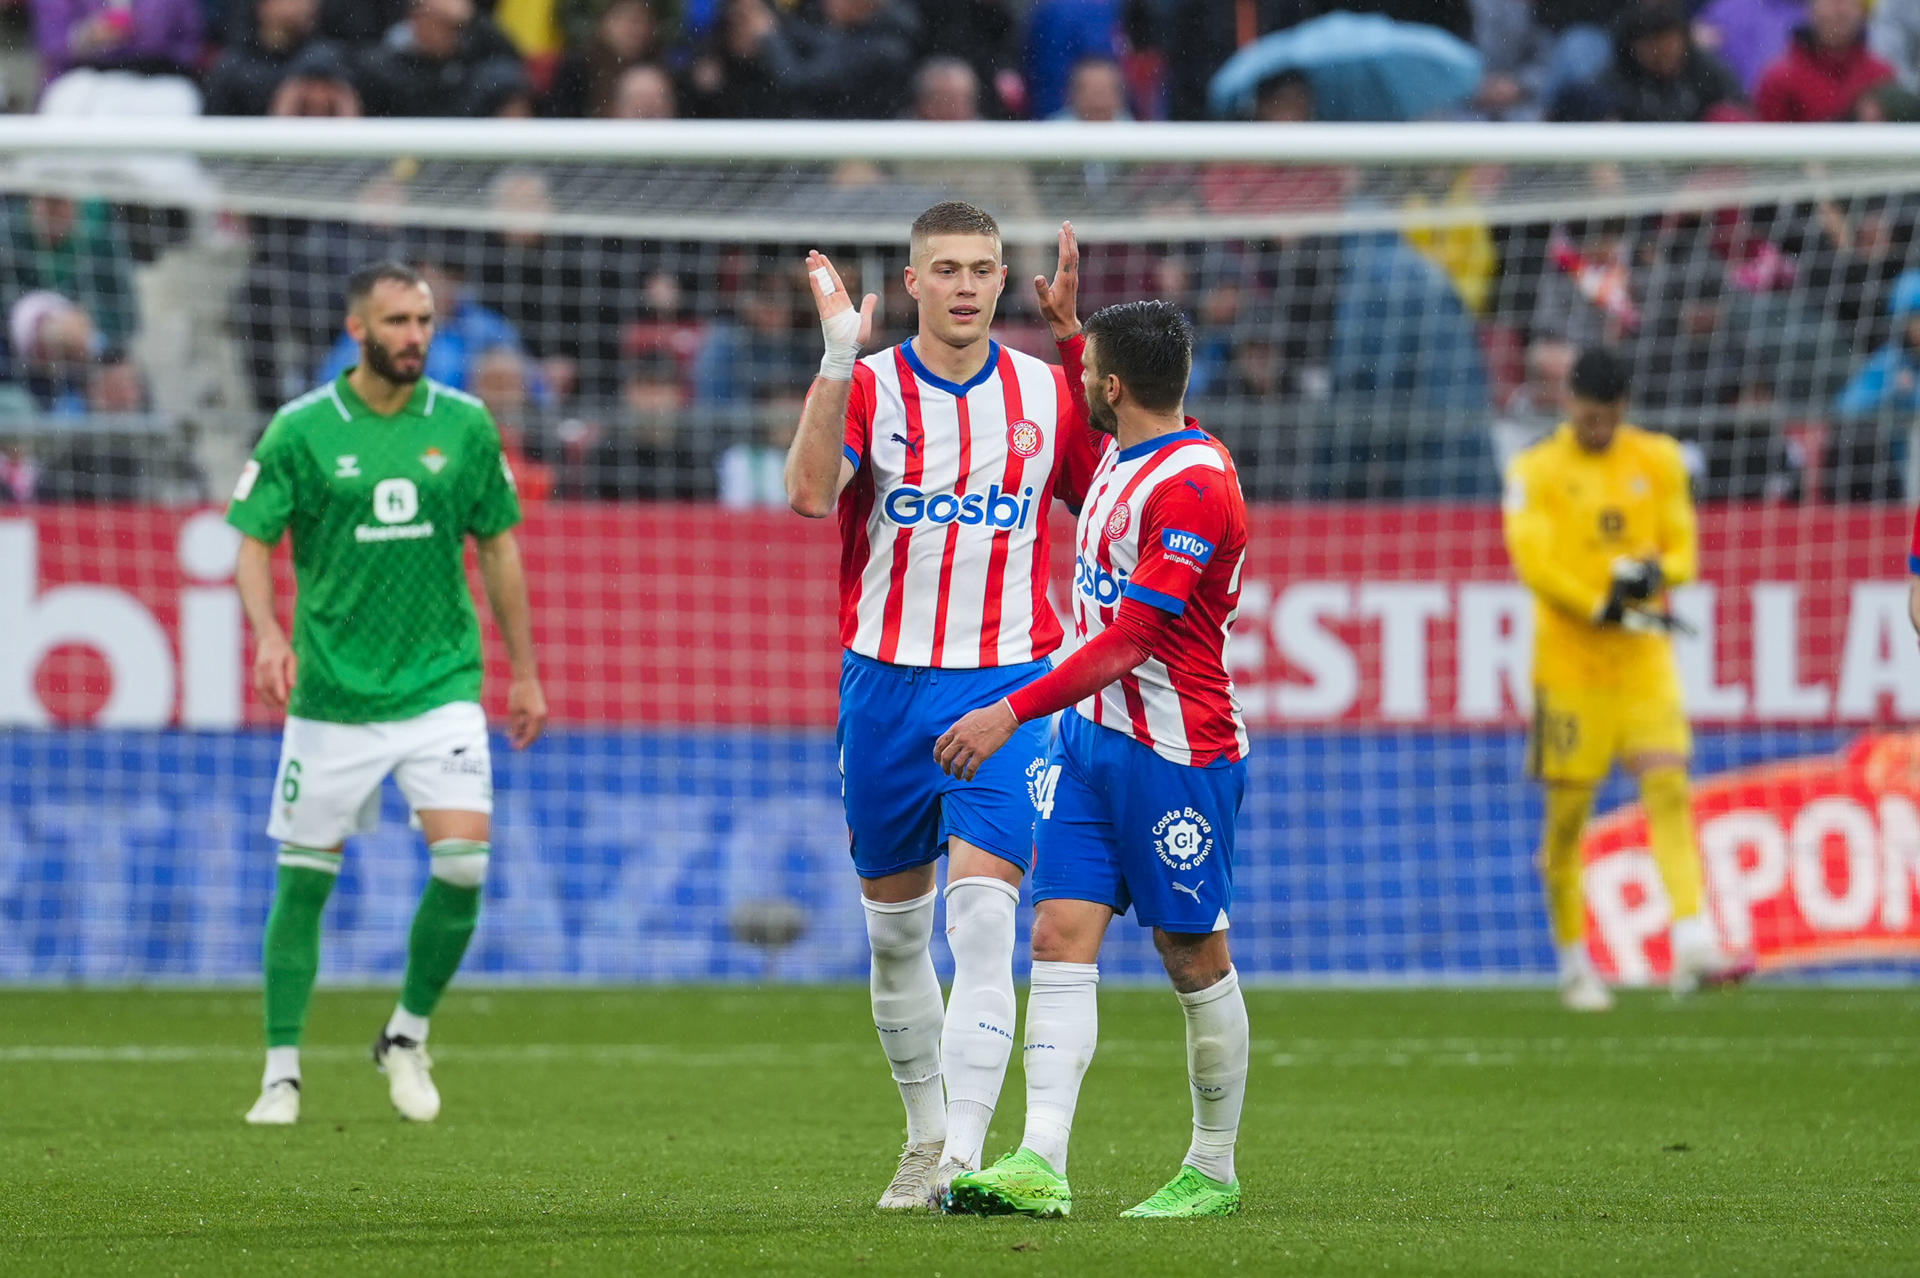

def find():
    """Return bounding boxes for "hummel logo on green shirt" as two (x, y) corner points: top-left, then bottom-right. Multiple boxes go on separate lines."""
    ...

(225, 372), (522, 725)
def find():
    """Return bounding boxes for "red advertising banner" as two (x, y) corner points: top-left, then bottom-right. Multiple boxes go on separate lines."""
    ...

(1582, 734), (1920, 982)
(2, 503), (1913, 729)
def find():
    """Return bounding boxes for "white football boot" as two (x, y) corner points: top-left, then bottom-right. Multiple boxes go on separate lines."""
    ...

(926, 1156), (974, 1213)
(876, 1142), (943, 1210)
(373, 1032), (441, 1122)
(245, 1078), (301, 1125)
(1558, 967), (1615, 1012)
(1670, 940), (1757, 996)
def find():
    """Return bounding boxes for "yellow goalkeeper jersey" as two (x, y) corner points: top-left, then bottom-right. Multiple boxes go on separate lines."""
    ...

(1502, 422), (1697, 692)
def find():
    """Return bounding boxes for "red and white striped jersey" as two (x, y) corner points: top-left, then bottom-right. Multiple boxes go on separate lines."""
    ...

(1072, 424), (1250, 767)
(837, 338), (1101, 668)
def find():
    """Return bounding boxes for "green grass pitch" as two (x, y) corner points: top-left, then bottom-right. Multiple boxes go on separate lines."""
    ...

(2, 986), (1915, 1277)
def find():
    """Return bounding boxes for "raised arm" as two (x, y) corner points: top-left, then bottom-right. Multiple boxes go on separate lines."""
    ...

(476, 529), (547, 750)
(236, 534), (296, 711)
(1034, 222), (1108, 508)
(1033, 220), (1082, 344)
(786, 249), (877, 519)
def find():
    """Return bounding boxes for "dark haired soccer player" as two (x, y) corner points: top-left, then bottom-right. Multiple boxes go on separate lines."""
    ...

(938, 299), (1252, 1219)
(1503, 345), (1751, 1011)
(230, 261), (547, 1125)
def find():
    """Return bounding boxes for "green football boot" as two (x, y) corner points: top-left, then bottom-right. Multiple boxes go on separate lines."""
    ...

(945, 1148), (1073, 1218)
(1120, 1165), (1242, 1218)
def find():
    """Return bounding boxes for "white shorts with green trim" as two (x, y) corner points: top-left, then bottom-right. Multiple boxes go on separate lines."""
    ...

(266, 701), (492, 849)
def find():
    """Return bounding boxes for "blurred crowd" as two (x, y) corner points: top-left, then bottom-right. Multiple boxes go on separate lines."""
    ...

(4, 0), (1920, 504)
(6, 0), (1920, 128)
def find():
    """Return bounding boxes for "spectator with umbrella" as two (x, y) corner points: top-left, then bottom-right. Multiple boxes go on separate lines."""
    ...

(1207, 11), (1483, 121)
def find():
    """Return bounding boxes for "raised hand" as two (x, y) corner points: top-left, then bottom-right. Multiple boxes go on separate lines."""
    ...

(1032, 221), (1081, 340)
(805, 249), (877, 353)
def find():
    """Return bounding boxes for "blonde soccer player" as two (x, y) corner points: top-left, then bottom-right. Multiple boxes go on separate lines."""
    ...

(1502, 346), (1753, 1011)
(785, 207), (1104, 1208)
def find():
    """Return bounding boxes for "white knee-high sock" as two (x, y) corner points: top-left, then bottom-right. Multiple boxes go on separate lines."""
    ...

(1019, 960), (1099, 1175)
(863, 891), (947, 1147)
(939, 876), (1020, 1169)
(1178, 966), (1249, 1184)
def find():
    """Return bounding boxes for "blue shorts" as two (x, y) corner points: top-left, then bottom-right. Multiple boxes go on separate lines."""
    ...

(838, 650), (1053, 879)
(1032, 709), (1247, 933)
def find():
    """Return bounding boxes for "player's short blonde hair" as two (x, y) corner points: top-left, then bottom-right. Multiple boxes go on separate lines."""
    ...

(909, 201), (1001, 262)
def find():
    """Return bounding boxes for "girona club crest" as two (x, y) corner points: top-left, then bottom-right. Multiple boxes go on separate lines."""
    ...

(1105, 502), (1132, 540)
(1007, 418), (1043, 459)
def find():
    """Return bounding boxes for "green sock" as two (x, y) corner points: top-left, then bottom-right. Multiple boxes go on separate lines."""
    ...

(400, 846), (486, 1019)
(263, 851), (341, 1049)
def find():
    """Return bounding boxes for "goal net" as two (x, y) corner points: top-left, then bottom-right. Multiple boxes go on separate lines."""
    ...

(3, 119), (1918, 985)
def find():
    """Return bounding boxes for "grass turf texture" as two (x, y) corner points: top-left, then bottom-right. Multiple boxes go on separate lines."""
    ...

(2, 987), (1914, 1277)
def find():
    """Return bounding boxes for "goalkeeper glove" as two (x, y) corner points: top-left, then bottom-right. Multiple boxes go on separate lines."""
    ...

(1610, 556), (1664, 602)
(1619, 606), (1695, 637)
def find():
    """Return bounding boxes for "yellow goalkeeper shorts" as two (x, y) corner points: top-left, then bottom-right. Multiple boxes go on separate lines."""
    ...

(1526, 683), (1691, 785)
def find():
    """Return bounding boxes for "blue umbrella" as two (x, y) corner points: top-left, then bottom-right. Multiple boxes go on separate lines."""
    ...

(1208, 12), (1485, 122)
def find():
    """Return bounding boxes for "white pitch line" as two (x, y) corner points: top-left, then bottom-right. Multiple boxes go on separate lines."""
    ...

(1, 1036), (1910, 1068)
(0, 1043), (867, 1066)
(1274, 1035), (1920, 1054)
(0, 1038), (1196, 1067)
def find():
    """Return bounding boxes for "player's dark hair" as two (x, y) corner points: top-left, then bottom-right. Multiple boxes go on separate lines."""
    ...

(1570, 345), (1632, 402)
(346, 260), (425, 309)
(1083, 299), (1194, 413)
(910, 201), (1000, 249)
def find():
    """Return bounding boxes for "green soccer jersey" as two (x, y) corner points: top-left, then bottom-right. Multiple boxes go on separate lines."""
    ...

(225, 372), (523, 725)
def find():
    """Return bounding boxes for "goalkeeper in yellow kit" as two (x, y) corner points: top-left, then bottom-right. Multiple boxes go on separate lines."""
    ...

(1502, 347), (1753, 1011)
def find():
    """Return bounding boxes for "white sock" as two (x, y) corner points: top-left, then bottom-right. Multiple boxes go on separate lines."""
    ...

(940, 876), (1020, 1168)
(1670, 913), (1712, 955)
(863, 891), (947, 1147)
(263, 1045), (300, 1087)
(1556, 941), (1592, 978)
(386, 1004), (430, 1045)
(1020, 960), (1099, 1176)
(1178, 967), (1248, 1185)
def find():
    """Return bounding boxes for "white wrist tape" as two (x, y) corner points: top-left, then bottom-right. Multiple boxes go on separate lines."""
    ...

(818, 307), (863, 381)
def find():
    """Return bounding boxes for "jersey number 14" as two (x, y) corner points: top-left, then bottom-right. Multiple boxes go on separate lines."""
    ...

(1032, 763), (1062, 821)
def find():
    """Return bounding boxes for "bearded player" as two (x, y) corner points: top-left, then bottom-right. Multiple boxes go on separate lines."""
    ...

(1503, 345), (1752, 1011)
(785, 205), (1102, 1209)
(938, 299), (1251, 1220)
(230, 261), (547, 1125)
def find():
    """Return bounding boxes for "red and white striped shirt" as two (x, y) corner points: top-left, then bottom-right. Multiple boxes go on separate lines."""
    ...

(1071, 424), (1249, 767)
(836, 337), (1100, 668)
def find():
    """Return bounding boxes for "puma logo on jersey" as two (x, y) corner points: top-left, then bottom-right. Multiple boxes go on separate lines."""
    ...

(1182, 479), (1210, 499)
(1171, 880), (1204, 902)
(890, 432), (922, 457)
(334, 455), (360, 478)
